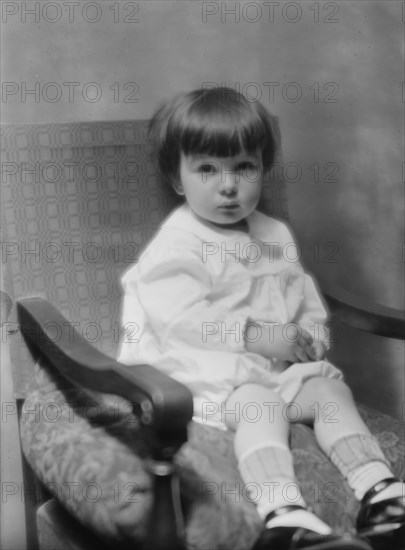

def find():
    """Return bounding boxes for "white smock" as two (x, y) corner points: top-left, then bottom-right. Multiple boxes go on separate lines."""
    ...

(118, 203), (343, 429)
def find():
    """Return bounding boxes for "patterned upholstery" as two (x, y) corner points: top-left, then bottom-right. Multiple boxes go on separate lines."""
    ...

(1, 119), (288, 397)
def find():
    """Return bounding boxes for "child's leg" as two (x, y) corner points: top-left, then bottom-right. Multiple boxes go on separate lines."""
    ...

(228, 383), (375, 549)
(226, 383), (332, 533)
(291, 377), (402, 502)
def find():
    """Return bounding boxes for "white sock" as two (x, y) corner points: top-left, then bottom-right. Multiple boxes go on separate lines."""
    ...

(238, 444), (306, 519)
(328, 434), (394, 501)
(347, 461), (395, 501)
(266, 509), (332, 535)
(238, 444), (333, 535)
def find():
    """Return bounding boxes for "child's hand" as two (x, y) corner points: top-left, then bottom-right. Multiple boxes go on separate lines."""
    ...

(309, 341), (327, 361)
(268, 324), (314, 363)
(245, 322), (323, 363)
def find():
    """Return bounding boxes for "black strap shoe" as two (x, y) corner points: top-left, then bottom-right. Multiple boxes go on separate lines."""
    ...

(357, 477), (405, 550)
(252, 505), (372, 550)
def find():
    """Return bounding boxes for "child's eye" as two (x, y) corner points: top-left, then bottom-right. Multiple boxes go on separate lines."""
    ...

(199, 164), (217, 174)
(236, 161), (257, 172)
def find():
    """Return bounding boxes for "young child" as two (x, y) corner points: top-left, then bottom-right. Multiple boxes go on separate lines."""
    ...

(118, 88), (404, 550)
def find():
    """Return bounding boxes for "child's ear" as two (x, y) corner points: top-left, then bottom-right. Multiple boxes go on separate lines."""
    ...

(172, 182), (185, 196)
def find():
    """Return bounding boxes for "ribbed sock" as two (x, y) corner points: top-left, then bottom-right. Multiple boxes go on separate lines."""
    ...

(238, 443), (306, 519)
(348, 461), (394, 500)
(328, 433), (393, 500)
(238, 444), (333, 534)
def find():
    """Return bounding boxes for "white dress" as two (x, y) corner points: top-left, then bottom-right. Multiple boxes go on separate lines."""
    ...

(118, 203), (343, 429)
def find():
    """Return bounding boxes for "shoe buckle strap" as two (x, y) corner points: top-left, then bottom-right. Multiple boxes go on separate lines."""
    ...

(362, 477), (399, 504)
(265, 504), (309, 524)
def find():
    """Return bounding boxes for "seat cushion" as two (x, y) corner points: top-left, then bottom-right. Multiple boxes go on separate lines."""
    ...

(20, 361), (404, 550)
(37, 499), (112, 550)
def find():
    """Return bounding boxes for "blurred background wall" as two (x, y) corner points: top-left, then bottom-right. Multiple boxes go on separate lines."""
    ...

(2, 0), (404, 417)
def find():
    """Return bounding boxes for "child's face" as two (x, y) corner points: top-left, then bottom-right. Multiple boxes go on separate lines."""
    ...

(178, 151), (263, 226)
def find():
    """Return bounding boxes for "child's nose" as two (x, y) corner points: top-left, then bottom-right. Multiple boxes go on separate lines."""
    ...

(219, 172), (238, 194)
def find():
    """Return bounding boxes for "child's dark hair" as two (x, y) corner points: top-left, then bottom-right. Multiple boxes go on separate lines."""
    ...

(148, 87), (278, 189)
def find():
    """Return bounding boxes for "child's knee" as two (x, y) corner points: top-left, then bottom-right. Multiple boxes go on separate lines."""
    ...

(303, 377), (353, 402)
(225, 383), (285, 431)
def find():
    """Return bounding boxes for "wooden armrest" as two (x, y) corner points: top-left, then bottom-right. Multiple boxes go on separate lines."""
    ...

(321, 282), (404, 340)
(17, 297), (194, 455)
(18, 297), (191, 549)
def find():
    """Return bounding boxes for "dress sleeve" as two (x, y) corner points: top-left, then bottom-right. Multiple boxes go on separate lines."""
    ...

(277, 222), (330, 348)
(120, 245), (249, 354)
(296, 274), (330, 348)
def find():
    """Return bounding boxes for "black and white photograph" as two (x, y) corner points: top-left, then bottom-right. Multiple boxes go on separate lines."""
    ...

(1, 2), (404, 549)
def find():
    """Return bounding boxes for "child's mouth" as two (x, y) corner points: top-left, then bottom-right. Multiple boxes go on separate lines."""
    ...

(218, 204), (240, 210)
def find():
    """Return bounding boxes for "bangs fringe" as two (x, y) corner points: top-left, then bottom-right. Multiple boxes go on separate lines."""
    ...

(179, 108), (269, 159)
(149, 88), (277, 186)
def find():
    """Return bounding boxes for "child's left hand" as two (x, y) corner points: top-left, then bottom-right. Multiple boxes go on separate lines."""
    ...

(307, 341), (326, 361)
